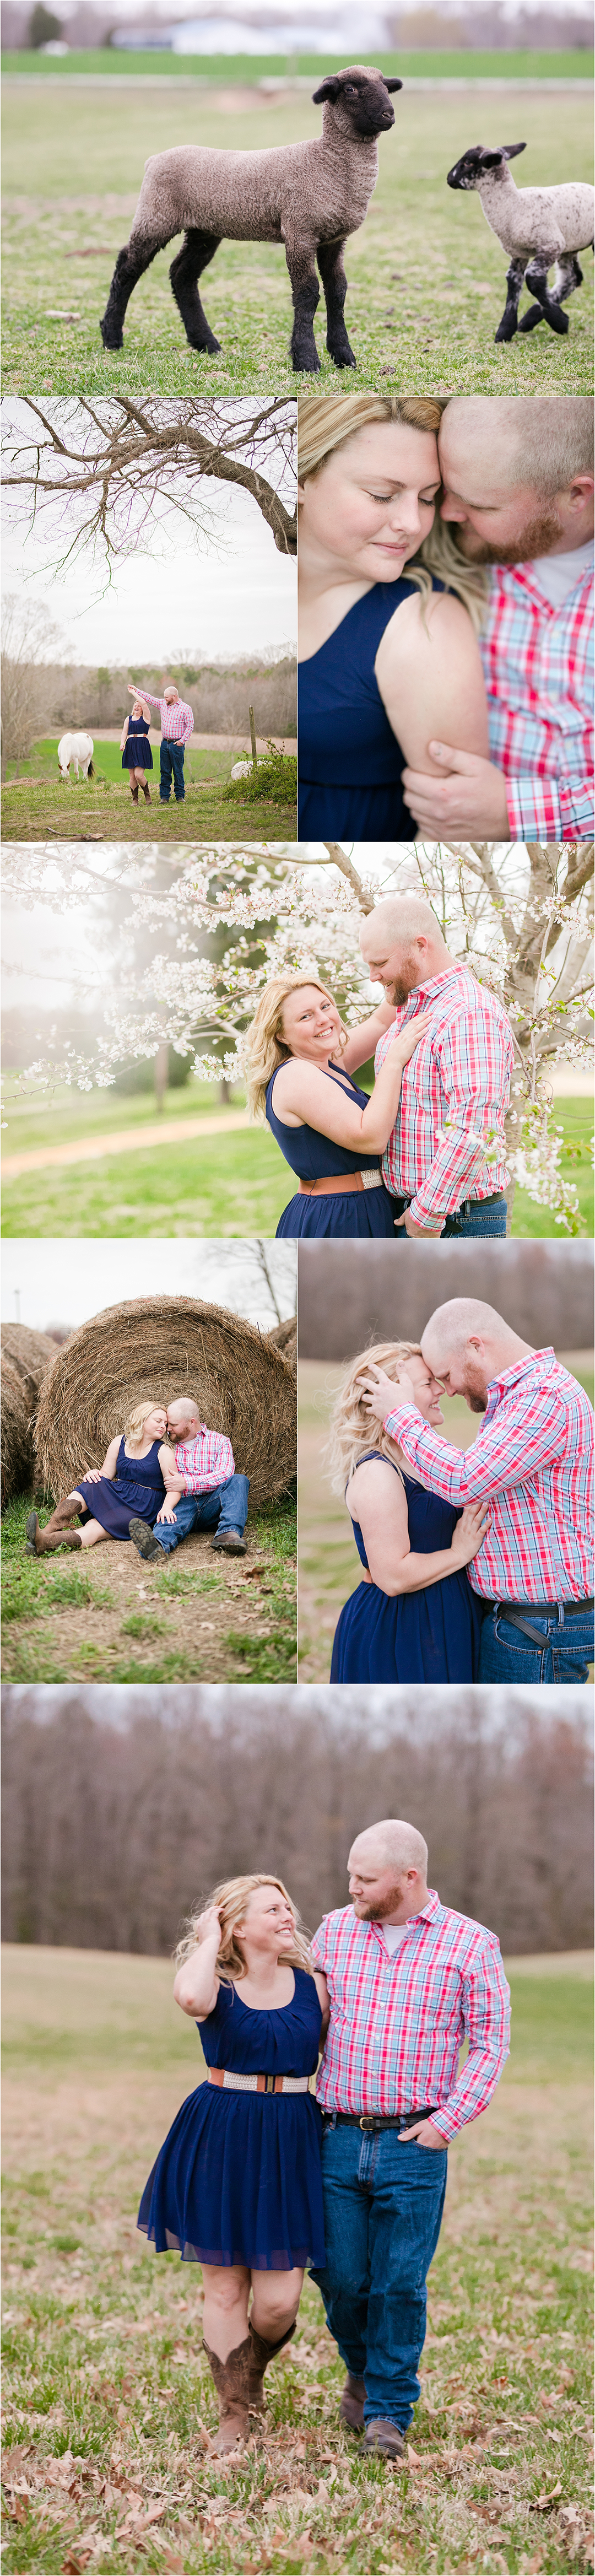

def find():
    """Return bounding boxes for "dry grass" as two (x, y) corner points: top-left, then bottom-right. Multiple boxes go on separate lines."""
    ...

(1, 1944), (593, 2574)
(1, 1329), (60, 1513)
(34, 1296), (296, 1513)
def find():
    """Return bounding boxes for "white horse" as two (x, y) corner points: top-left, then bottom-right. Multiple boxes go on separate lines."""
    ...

(57, 731), (95, 781)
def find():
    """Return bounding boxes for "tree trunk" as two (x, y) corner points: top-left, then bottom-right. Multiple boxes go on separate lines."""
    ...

(154, 1043), (169, 1114)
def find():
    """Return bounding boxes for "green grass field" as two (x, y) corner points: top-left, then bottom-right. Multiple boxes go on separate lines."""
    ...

(2, 1942), (593, 2574)
(2, 84), (592, 396)
(1, 742), (297, 844)
(3, 50), (593, 77)
(2, 1089), (592, 1239)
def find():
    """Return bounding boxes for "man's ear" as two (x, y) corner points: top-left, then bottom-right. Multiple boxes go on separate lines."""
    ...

(312, 74), (340, 101)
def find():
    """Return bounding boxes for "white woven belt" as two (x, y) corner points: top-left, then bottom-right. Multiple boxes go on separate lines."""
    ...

(360, 1170), (382, 1190)
(207, 2067), (309, 2094)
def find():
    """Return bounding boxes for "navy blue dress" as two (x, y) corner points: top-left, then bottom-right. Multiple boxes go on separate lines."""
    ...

(76, 1435), (166, 1539)
(266, 1063), (397, 1239)
(298, 579), (423, 841)
(331, 1452), (483, 1683)
(137, 1968), (325, 2272)
(122, 716), (153, 773)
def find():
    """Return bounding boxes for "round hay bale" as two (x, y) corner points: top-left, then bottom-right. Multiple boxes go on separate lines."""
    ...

(34, 1295), (297, 1511)
(267, 1315), (296, 1371)
(1, 1323), (60, 1409)
(1, 1356), (35, 1511)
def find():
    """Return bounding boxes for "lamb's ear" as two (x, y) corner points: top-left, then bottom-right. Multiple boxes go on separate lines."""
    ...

(384, 77), (403, 90)
(478, 149), (508, 169)
(312, 75), (340, 101)
(502, 142), (527, 159)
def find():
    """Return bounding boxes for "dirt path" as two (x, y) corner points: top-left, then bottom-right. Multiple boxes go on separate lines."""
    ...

(2, 1108), (250, 1178)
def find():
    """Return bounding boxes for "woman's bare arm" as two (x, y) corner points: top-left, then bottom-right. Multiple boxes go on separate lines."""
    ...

(347, 1459), (489, 1595)
(119, 717), (129, 749)
(313, 1969), (330, 2038)
(271, 1009), (433, 1151)
(342, 998), (397, 1076)
(174, 1907), (222, 2021)
(375, 590), (489, 780)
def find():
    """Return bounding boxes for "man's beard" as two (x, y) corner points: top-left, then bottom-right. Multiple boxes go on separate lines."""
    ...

(356, 1885), (404, 1920)
(386, 962), (419, 1007)
(450, 506), (563, 567)
(466, 1387), (488, 1413)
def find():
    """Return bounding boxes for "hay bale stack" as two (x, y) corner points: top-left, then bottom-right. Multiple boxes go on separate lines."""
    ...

(34, 1295), (296, 1511)
(1, 1325), (60, 1511)
(267, 1315), (297, 1371)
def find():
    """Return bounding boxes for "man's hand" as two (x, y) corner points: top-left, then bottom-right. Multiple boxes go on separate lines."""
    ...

(358, 1364), (417, 1420)
(401, 743), (510, 836)
(399, 2118), (447, 2149)
(394, 1209), (444, 1239)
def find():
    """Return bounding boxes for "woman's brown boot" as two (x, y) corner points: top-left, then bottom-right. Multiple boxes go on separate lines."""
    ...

(131, 784), (139, 803)
(26, 1505), (82, 1556)
(247, 2318), (296, 2416)
(203, 2335), (253, 2455)
(142, 782), (151, 802)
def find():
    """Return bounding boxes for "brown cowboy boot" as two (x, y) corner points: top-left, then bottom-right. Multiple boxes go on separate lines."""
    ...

(364, 2418), (408, 2461)
(202, 2335), (253, 2455)
(130, 784), (139, 803)
(247, 2318), (296, 2415)
(26, 1504), (82, 1556)
(339, 2373), (366, 2431)
(141, 781), (152, 802)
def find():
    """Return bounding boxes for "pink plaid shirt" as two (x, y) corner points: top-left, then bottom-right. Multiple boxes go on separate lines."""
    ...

(383, 1348), (594, 1603)
(311, 1893), (510, 2137)
(174, 1427), (235, 1495)
(143, 694), (194, 744)
(375, 965), (513, 1230)
(481, 561), (594, 840)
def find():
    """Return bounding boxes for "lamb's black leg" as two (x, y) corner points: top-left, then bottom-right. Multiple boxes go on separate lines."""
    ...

(100, 237), (163, 350)
(520, 255), (569, 335)
(285, 249), (321, 372)
(316, 237), (356, 369)
(494, 257), (526, 342)
(169, 229), (222, 353)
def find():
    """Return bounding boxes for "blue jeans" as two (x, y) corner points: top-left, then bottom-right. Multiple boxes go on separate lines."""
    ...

(392, 1196), (507, 1239)
(478, 1600), (594, 1684)
(311, 2122), (447, 2431)
(160, 739), (186, 802)
(153, 1472), (249, 1554)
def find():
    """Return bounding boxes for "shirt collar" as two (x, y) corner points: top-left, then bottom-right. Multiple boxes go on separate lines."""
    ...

(361, 1890), (441, 1948)
(400, 966), (467, 1007)
(487, 1346), (554, 1405)
(492, 560), (593, 613)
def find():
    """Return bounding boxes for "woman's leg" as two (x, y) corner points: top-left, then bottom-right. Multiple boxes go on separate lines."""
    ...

(26, 1492), (85, 1554)
(250, 2265), (304, 2343)
(201, 2263), (251, 2362)
(78, 1518), (110, 1549)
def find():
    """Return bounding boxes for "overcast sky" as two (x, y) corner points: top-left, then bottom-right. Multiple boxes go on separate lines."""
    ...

(2, 477), (295, 664)
(1, 1238), (296, 1332)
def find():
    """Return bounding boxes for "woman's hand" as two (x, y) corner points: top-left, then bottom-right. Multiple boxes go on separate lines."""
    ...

(359, 1365), (417, 1422)
(194, 1905), (223, 1948)
(389, 1008), (434, 1066)
(156, 1495), (180, 1525)
(82, 1466), (103, 1483)
(450, 1500), (490, 1567)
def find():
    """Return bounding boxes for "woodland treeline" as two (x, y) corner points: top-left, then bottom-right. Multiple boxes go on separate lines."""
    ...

(2, 1687), (592, 1959)
(7, 656), (296, 742)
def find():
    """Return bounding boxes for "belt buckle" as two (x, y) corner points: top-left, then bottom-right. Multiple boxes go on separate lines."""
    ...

(359, 2114), (375, 2132)
(264, 2074), (275, 2094)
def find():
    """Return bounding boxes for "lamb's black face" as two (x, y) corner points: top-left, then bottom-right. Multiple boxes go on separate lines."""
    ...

(447, 147), (491, 191)
(313, 70), (402, 137)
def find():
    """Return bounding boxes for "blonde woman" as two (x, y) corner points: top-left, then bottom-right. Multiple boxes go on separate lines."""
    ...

(327, 1342), (487, 1682)
(244, 972), (431, 1238)
(120, 695), (153, 804)
(298, 392), (489, 840)
(138, 1875), (328, 2456)
(25, 1402), (181, 1555)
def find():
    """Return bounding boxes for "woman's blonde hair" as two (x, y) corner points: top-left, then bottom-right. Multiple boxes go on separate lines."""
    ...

(325, 1339), (426, 1497)
(244, 973), (347, 1122)
(174, 1872), (315, 1984)
(298, 392), (489, 632)
(125, 1399), (165, 1450)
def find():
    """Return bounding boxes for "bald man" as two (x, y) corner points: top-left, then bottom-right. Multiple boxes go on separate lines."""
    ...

(361, 1298), (594, 1683)
(310, 1818), (510, 2460)
(401, 396), (593, 839)
(341, 894), (513, 1236)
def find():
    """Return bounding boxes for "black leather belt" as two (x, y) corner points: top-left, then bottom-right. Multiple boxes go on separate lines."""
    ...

(489, 1596), (594, 1649)
(328, 2105), (437, 2135)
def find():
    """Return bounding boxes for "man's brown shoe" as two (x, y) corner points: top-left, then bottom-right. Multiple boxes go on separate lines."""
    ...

(364, 2418), (408, 2461)
(128, 1517), (163, 1563)
(210, 1530), (247, 1555)
(339, 2374), (366, 2431)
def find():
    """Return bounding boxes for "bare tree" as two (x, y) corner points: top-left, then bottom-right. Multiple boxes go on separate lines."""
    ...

(1, 397), (298, 569)
(0, 596), (62, 781)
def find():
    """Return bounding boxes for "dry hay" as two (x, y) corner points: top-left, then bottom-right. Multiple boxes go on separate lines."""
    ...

(34, 1295), (296, 1511)
(267, 1315), (296, 1371)
(1, 1326), (60, 1511)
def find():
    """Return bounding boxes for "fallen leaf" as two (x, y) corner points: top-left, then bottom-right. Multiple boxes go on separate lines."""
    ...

(530, 2481), (563, 2512)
